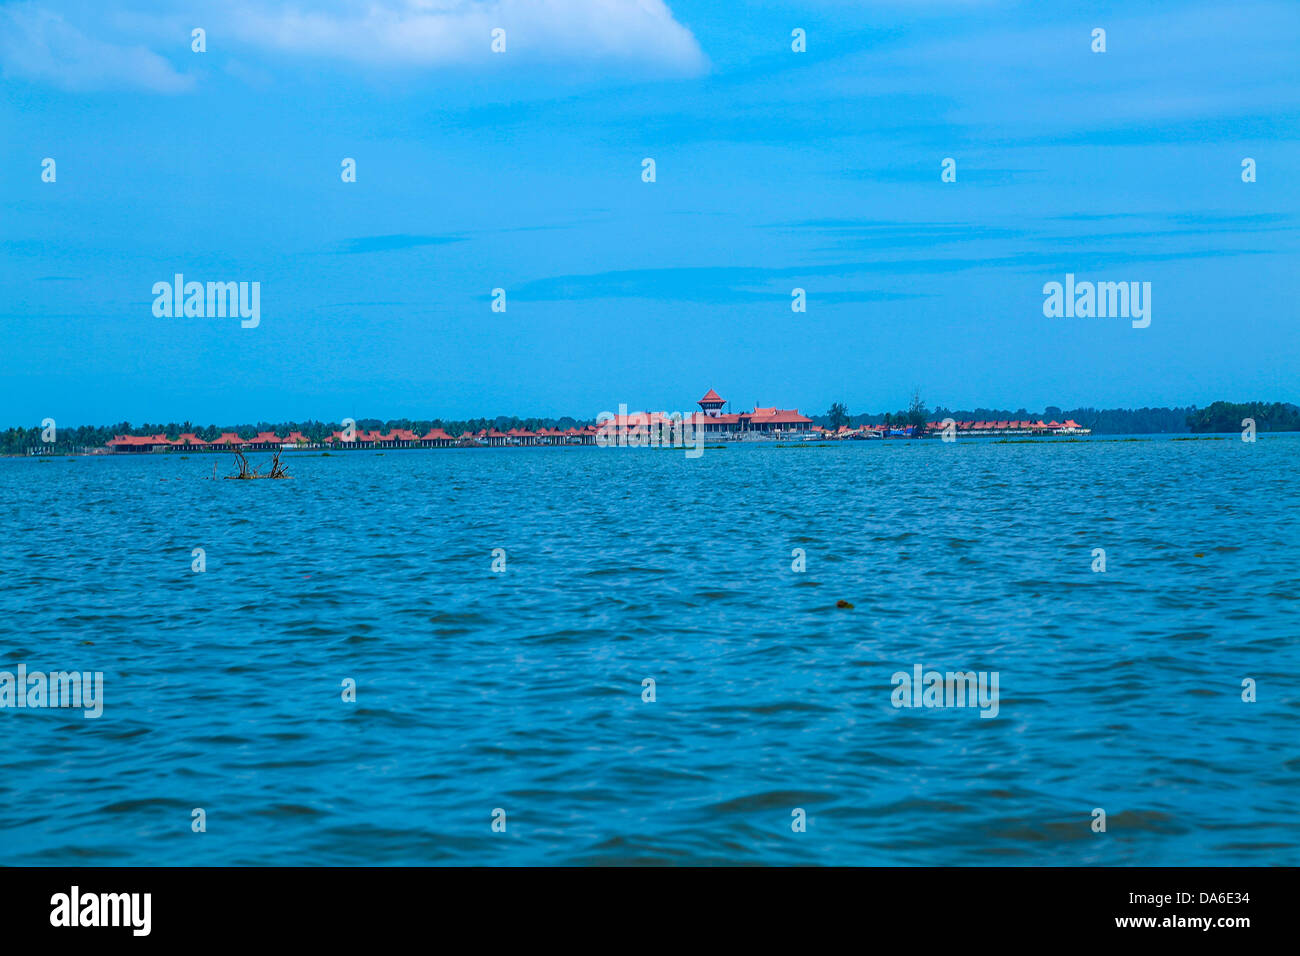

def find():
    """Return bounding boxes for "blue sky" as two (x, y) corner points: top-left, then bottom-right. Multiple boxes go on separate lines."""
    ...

(2, 0), (1297, 426)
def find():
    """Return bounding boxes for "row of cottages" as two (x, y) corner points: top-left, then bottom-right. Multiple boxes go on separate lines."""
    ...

(807, 419), (1090, 440)
(813, 424), (916, 439)
(479, 426), (600, 446)
(321, 428), (445, 449)
(596, 411), (699, 443)
(106, 430), (325, 452)
(319, 426), (600, 448)
(106, 425), (603, 452)
(106, 429), (445, 452)
(924, 419), (1090, 436)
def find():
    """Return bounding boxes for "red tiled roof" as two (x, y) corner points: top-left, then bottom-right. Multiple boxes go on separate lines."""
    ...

(109, 433), (174, 447)
(698, 389), (724, 404)
(748, 408), (812, 424)
(601, 411), (693, 428)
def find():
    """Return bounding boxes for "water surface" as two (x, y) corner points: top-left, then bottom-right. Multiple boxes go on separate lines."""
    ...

(1, 437), (1297, 865)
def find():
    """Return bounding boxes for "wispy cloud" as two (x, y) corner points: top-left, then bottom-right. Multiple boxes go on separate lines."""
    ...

(333, 234), (466, 255)
(0, 0), (708, 91)
(226, 0), (708, 74)
(0, 3), (193, 92)
(510, 264), (928, 303)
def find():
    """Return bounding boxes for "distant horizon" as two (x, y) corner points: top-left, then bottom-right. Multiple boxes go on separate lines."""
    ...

(4, 396), (1294, 435)
(7, 388), (1300, 433)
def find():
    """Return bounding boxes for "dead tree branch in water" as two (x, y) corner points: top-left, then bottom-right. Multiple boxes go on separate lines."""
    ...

(267, 450), (289, 478)
(225, 448), (291, 480)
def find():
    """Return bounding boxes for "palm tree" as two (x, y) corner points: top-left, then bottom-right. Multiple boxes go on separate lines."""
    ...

(907, 389), (928, 427)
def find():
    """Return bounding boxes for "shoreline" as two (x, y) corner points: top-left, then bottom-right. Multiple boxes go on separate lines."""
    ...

(5, 432), (1281, 459)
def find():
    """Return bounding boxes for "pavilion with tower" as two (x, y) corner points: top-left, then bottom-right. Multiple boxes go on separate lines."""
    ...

(691, 388), (813, 435)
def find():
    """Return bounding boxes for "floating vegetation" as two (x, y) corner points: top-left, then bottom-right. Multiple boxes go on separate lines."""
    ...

(836, 599), (854, 609)
(994, 438), (1083, 444)
(990, 437), (1149, 444)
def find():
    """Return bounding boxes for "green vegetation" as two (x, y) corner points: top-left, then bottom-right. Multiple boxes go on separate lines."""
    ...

(1185, 401), (1300, 433)
(0, 415), (595, 456)
(825, 402), (850, 430)
(926, 405), (1193, 434)
(824, 390), (930, 432)
(814, 401), (1295, 435)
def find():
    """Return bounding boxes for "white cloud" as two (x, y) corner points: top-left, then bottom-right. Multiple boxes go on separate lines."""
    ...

(0, 1), (707, 91)
(0, 3), (193, 93)
(225, 0), (707, 74)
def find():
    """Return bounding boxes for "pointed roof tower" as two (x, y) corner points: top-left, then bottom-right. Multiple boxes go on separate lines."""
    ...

(698, 389), (726, 416)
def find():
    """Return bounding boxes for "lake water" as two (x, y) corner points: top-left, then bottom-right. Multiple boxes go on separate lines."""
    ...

(1, 436), (1297, 865)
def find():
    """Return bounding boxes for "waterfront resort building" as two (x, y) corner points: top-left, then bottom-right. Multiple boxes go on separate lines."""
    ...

(692, 390), (815, 435)
(595, 389), (814, 442)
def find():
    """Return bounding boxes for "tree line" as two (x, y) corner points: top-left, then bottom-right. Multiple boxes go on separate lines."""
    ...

(5, 400), (1298, 454)
(1185, 401), (1300, 433)
(815, 399), (1300, 435)
(0, 416), (595, 456)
